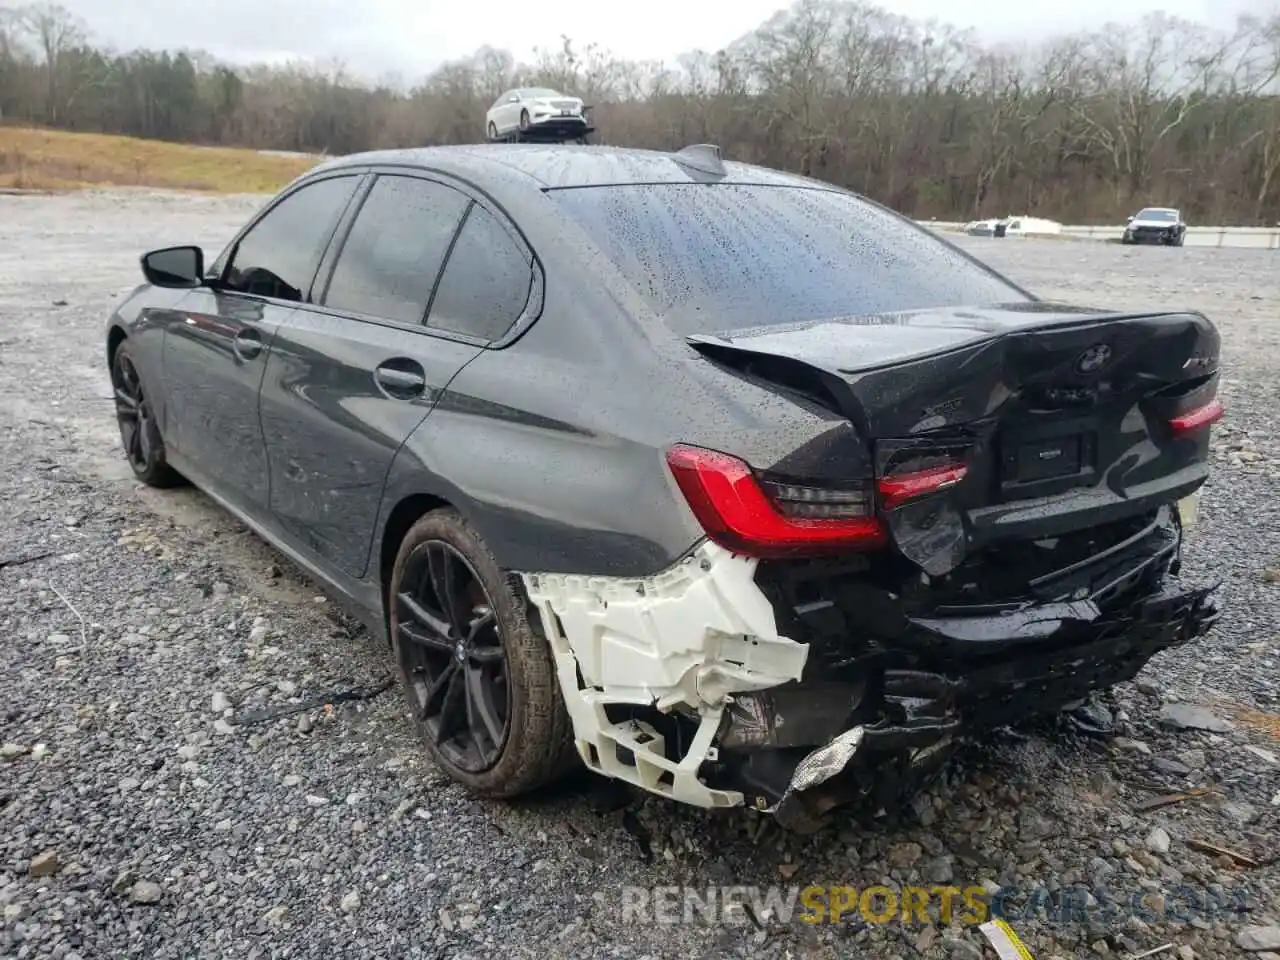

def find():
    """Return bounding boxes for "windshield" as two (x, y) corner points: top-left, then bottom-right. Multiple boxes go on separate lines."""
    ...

(550, 184), (1028, 335)
(522, 88), (563, 99)
(1136, 209), (1177, 222)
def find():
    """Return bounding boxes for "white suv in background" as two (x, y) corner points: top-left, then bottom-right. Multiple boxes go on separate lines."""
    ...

(485, 88), (587, 140)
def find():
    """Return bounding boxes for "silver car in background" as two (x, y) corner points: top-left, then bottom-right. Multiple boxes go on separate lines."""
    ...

(485, 87), (587, 140)
(1122, 207), (1187, 246)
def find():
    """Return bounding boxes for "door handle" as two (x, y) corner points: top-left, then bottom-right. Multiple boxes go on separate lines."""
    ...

(233, 329), (263, 360)
(374, 360), (427, 398)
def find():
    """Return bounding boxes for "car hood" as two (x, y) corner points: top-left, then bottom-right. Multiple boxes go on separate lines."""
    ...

(1130, 218), (1179, 228)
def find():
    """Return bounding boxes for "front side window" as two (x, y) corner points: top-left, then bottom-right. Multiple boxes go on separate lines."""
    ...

(550, 184), (1029, 336)
(428, 204), (532, 341)
(323, 175), (470, 324)
(221, 176), (359, 302)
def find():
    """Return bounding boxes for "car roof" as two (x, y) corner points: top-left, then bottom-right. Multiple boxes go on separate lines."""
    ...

(306, 144), (834, 191)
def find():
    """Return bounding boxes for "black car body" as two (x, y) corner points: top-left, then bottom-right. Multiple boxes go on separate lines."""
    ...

(105, 144), (1222, 832)
(1122, 207), (1188, 246)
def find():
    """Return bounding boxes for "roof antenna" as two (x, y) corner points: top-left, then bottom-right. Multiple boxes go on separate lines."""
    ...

(673, 143), (727, 177)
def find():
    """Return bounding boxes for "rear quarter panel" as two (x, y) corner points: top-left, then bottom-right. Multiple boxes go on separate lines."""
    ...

(373, 250), (866, 578)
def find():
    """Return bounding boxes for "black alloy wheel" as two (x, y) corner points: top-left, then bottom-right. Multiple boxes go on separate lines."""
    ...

(396, 539), (510, 772)
(388, 509), (577, 795)
(111, 343), (183, 487)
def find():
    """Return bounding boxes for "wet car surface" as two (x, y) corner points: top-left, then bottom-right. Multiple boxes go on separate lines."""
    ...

(101, 144), (1224, 831)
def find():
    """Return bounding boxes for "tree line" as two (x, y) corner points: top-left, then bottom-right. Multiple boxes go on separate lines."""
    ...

(2, 0), (1279, 223)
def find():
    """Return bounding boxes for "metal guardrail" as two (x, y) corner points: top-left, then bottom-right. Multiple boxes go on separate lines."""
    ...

(919, 221), (1280, 250)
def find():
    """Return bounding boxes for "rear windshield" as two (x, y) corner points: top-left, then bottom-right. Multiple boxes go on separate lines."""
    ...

(549, 184), (1028, 335)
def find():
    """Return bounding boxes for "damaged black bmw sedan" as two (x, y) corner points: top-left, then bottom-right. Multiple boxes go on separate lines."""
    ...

(105, 143), (1222, 832)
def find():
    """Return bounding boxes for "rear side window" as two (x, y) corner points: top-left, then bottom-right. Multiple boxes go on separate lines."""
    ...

(222, 175), (359, 302)
(428, 204), (532, 341)
(549, 184), (1029, 335)
(324, 175), (470, 324)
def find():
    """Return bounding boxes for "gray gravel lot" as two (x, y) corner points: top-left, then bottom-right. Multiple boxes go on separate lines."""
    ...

(2, 190), (1279, 960)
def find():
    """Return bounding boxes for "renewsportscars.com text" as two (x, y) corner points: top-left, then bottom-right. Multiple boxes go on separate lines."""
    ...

(620, 884), (1252, 927)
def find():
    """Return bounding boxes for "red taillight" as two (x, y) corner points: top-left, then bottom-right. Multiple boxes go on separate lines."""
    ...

(875, 463), (969, 511)
(665, 444), (887, 558)
(1169, 398), (1224, 435)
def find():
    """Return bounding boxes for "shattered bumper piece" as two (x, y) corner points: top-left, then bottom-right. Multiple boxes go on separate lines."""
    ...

(770, 582), (1219, 832)
(522, 541), (808, 808)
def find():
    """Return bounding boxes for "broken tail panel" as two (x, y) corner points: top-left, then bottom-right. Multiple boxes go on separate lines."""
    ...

(690, 304), (1221, 576)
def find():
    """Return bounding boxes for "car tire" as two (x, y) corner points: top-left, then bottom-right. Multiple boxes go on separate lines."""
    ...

(111, 340), (185, 488)
(487, 121), (498, 141)
(518, 109), (530, 132)
(388, 507), (577, 797)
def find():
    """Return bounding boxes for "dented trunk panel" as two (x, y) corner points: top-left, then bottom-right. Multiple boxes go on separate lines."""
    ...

(690, 304), (1219, 574)
(688, 304), (1218, 427)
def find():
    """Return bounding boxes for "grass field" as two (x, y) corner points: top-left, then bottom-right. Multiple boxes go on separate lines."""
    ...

(0, 126), (319, 193)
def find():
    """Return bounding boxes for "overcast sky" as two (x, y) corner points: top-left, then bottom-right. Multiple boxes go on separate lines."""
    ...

(53, 0), (1257, 81)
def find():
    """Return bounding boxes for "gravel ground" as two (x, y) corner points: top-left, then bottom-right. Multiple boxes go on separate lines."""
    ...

(1, 190), (1279, 960)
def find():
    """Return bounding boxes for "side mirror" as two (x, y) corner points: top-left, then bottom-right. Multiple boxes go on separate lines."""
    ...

(1126, 215), (1134, 222)
(141, 245), (204, 288)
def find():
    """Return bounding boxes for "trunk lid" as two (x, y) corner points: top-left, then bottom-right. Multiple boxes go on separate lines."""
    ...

(688, 302), (1220, 573)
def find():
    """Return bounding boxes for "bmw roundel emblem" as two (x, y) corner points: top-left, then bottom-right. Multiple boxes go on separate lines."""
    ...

(1074, 343), (1112, 374)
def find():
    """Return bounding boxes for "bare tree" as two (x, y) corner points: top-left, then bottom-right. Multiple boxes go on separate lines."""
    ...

(3, 0), (1280, 224)
(13, 2), (85, 124)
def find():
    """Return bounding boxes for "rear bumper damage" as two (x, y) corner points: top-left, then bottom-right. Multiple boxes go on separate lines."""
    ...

(521, 506), (1219, 829)
(765, 581), (1217, 830)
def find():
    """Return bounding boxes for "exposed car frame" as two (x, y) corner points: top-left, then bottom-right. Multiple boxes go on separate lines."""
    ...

(104, 143), (1223, 833)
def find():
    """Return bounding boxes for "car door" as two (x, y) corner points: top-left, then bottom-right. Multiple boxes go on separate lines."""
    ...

(256, 172), (503, 580)
(501, 90), (523, 132)
(160, 173), (363, 517)
(491, 91), (513, 132)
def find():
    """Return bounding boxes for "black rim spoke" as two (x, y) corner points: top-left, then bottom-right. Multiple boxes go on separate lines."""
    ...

(398, 619), (452, 653)
(115, 387), (139, 416)
(467, 646), (504, 665)
(121, 421), (141, 463)
(426, 544), (466, 636)
(434, 668), (466, 745)
(465, 665), (504, 745)
(466, 609), (503, 663)
(420, 660), (457, 720)
(466, 609), (495, 643)
(395, 539), (510, 772)
(397, 591), (453, 644)
(137, 410), (154, 462)
(115, 357), (149, 468)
